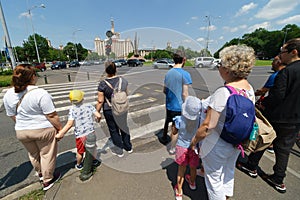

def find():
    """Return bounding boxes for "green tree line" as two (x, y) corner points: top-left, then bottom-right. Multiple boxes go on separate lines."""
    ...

(214, 24), (300, 59)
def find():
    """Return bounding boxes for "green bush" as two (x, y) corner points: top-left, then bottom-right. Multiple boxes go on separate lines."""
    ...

(0, 75), (12, 87)
(0, 68), (13, 75)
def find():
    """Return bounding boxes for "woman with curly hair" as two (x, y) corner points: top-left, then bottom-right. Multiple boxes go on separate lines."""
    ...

(190, 45), (256, 200)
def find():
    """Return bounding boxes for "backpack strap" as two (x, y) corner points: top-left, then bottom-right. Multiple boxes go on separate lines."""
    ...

(225, 85), (248, 98)
(225, 85), (238, 95)
(103, 77), (123, 107)
(103, 79), (113, 107)
(118, 77), (122, 92)
(103, 79), (114, 90)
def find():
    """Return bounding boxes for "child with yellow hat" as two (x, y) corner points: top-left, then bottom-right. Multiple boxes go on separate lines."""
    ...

(56, 90), (101, 170)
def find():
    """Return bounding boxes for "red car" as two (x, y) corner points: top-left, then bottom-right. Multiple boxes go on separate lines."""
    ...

(32, 62), (46, 71)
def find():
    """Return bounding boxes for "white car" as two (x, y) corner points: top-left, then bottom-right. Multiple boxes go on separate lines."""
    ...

(210, 59), (221, 70)
(113, 60), (122, 67)
(152, 59), (175, 69)
(194, 57), (214, 68)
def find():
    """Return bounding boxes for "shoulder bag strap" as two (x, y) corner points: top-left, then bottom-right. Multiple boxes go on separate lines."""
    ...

(16, 88), (38, 113)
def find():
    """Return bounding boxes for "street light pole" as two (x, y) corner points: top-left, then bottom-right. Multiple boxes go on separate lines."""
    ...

(283, 27), (291, 45)
(204, 15), (221, 57)
(0, 0), (17, 69)
(205, 15), (211, 56)
(28, 4), (45, 63)
(73, 29), (82, 61)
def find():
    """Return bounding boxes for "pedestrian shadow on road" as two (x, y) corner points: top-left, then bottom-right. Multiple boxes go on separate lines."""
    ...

(161, 158), (208, 200)
(0, 161), (33, 192)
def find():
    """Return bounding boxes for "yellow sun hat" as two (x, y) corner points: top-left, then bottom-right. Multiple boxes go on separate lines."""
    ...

(69, 90), (84, 103)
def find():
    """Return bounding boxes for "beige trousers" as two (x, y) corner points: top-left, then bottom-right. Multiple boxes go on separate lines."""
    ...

(16, 127), (58, 183)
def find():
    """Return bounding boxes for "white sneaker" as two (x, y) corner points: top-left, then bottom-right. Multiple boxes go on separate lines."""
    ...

(169, 147), (176, 155)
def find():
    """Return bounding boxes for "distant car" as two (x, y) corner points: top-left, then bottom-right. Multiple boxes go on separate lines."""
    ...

(194, 57), (215, 68)
(152, 59), (175, 69)
(69, 61), (80, 67)
(113, 60), (122, 67)
(114, 59), (127, 66)
(210, 59), (221, 70)
(79, 61), (92, 66)
(51, 61), (67, 70)
(32, 62), (46, 71)
(127, 59), (143, 67)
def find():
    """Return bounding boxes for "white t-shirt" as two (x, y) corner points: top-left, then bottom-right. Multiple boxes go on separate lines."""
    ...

(200, 86), (255, 157)
(3, 85), (56, 130)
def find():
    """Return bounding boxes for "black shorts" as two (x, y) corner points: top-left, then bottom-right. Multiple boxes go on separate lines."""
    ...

(166, 109), (181, 125)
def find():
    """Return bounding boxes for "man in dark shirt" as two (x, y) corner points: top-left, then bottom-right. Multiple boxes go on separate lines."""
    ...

(237, 38), (300, 194)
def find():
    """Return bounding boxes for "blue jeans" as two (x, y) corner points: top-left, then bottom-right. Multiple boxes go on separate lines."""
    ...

(247, 123), (300, 183)
(103, 109), (132, 151)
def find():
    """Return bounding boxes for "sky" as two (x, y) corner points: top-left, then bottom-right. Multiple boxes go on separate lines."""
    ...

(0, 0), (300, 55)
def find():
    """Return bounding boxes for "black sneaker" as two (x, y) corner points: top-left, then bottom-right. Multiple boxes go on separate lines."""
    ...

(43, 172), (61, 191)
(93, 159), (101, 167)
(265, 175), (286, 193)
(159, 136), (170, 145)
(236, 162), (258, 178)
(75, 163), (83, 170)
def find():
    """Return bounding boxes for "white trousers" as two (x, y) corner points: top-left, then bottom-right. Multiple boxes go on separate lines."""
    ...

(201, 138), (240, 200)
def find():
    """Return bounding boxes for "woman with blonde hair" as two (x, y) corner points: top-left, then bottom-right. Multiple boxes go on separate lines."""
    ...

(190, 45), (256, 200)
(3, 64), (62, 191)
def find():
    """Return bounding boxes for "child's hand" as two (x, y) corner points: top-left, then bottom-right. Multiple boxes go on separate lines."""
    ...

(55, 131), (65, 141)
(95, 114), (101, 123)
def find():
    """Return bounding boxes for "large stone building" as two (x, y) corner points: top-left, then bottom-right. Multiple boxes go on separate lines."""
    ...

(94, 19), (133, 58)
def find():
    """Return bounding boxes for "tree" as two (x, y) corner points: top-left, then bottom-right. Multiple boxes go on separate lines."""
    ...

(215, 24), (300, 60)
(63, 42), (77, 61)
(48, 48), (67, 61)
(23, 34), (49, 62)
(76, 43), (88, 61)
(86, 52), (101, 61)
(14, 46), (26, 62)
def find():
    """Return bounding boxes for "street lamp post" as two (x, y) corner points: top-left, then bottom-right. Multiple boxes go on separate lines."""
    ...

(73, 29), (82, 61)
(204, 15), (221, 56)
(28, 4), (45, 63)
(0, 0), (17, 69)
(283, 27), (291, 45)
(205, 15), (211, 56)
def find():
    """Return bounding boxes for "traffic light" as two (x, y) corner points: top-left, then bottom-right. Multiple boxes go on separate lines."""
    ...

(105, 45), (111, 56)
(105, 30), (113, 57)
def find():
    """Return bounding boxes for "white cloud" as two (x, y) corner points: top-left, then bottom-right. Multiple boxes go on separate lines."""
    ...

(196, 37), (205, 42)
(219, 36), (224, 40)
(222, 24), (247, 33)
(239, 25), (247, 29)
(235, 2), (257, 17)
(19, 12), (30, 18)
(199, 25), (217, 31)
(223, 25), (245, 33)
(277, 15), (300, 25)
(191, 16), (198, 20)
(248, 22), (271, 32)
(183, 39), (192, 43)
(255, 0), (299, 20)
